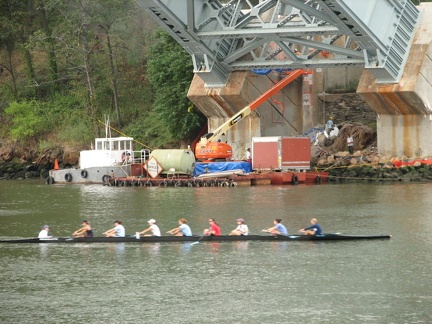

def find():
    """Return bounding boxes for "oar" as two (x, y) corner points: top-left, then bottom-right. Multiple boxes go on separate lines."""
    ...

(191, 234), (206, 245)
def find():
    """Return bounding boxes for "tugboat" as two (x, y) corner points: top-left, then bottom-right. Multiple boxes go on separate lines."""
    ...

(46, 119), (150, 184)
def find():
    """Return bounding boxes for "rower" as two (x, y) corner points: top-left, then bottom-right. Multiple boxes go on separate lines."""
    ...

(229, 218), (249, 236)
(138, 219), (161, 237)
(103, 220), (125, 237)
(203, 218), (221, 236)
(299, 218), (322, 235)
(72, 220), (93, 238)
(262, 219), (288, 235)
(167, 218), (192, 236)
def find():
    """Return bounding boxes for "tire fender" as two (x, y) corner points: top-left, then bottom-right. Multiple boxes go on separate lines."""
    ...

(64, 173), (72, 182)
(102, 175), (111, 184)
(45, 176), (55, 185)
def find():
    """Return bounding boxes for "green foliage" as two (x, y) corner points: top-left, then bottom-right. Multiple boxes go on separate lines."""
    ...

(38, 140), (56, 154)
(56, 115), (94, 145)
(145, 30), (205, 144)
(0, 2), (203, 154)
(4, 101), (44, 140)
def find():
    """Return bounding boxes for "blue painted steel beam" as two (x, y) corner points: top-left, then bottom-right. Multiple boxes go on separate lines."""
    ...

(137, 0), (420, 86)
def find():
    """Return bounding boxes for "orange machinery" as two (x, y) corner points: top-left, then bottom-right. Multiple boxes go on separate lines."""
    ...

(195, 69), (311, 161)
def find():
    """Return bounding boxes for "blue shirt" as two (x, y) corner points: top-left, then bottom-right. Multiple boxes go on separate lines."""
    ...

(180, 224), (192, 236)
(304, 223), (322, 235)
(276, 223), (288, 235)
(326, 119), (333, 130)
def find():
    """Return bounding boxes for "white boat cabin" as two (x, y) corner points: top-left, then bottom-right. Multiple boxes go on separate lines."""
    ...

(80, 137), (143, 169)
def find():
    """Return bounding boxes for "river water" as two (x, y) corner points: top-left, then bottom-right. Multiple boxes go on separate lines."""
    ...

(0, 180), (431, 323)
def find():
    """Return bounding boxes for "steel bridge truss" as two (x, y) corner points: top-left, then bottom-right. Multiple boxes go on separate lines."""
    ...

(137, 0), (420, 87)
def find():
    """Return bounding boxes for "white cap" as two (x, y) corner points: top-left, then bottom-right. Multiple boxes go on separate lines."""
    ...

(148, 219), (156, 224)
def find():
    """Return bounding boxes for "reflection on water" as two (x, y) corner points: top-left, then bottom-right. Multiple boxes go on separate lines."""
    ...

(38, 243), (49, 259)
(232, 241), (249, 250)
(1, 181), (432, 323)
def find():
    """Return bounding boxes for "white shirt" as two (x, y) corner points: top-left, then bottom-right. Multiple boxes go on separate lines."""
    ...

(150, 224), (161, 237)
(114, 224), (126, 237)
(246, 151), (251, 160)
(347, 136), (354, 146)
(38, 229), (50, 238)
(235, 224), (249, 235)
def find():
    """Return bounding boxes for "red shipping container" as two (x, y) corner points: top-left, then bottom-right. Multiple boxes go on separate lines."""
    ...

(252, 136), (310, 171)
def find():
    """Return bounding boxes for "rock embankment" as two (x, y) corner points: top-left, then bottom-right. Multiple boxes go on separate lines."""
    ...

(325, 160), (432, 182)
(312, 121), (432, 182)
(0, 160), (50, 180)
(0, 141), (65, 180)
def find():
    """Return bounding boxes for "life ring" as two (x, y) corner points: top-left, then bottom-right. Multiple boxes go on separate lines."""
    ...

(45, 176), (55, 185)
(315, 176), (322, 184)
(292, 175), (299, 185)
(64, 173), (72, 182)
(81, 170), (88, 178)
(102, 175), (111, 184)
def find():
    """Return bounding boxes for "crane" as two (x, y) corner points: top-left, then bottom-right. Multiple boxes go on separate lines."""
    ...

(195, 69), (311, 161)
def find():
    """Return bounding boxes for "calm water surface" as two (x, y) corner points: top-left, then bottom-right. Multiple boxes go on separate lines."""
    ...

(0, 180), (431, 323)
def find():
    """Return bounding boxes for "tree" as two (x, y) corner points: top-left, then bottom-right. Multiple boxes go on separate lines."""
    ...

(146, 30), (205, 146)
(4, 100), (44, 140)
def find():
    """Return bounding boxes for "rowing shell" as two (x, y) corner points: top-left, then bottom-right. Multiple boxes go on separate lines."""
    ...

(0, 233), (391, 244)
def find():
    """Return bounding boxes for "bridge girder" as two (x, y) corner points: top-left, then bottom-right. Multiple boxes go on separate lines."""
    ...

(137, 0), (420, 87)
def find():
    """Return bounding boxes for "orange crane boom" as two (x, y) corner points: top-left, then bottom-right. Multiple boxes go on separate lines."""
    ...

(195, 69), (311, 161)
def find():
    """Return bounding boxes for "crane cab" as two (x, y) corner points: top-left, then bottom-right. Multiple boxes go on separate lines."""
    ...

(195, 142), (232, 162)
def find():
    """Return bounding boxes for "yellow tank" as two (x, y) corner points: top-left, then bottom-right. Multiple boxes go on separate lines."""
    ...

(149, 149), (195, 175)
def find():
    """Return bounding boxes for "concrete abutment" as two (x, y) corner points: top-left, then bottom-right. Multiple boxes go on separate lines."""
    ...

(357, 3), (432, 158)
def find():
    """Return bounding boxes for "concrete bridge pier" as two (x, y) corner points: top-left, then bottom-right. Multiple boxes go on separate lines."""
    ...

(357, 3), (432, 159)
(187, 71), (318, 160)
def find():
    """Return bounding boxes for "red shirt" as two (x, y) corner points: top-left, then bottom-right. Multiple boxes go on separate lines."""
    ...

(210, 223), (221, 236)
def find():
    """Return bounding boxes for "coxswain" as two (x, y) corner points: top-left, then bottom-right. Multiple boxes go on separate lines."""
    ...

(38, 225), (53, 239)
